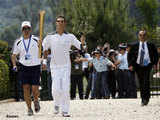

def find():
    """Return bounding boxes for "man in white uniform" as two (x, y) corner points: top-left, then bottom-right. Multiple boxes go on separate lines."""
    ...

(42, 16), (85, 117)
(11, 21), (41, 116)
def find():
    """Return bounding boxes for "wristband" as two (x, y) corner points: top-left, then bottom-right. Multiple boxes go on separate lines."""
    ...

(83, 45), (87, 49)
(13, 66), (17, 72)
(43, 59), (47, 65)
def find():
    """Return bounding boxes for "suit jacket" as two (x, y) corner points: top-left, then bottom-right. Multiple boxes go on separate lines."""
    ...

(128, 41), (158, 68)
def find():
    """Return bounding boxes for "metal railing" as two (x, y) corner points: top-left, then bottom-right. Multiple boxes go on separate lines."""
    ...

(150, 64), (160, 97)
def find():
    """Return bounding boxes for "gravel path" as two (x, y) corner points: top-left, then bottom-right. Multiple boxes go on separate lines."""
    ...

(0, 98), (160, 120)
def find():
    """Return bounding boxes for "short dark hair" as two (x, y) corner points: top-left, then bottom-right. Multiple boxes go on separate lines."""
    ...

(79, 32), (84, 36)
(56, 15), (66, 22)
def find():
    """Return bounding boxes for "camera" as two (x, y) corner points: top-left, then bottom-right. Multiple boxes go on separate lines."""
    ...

(70, 50), (79, 61)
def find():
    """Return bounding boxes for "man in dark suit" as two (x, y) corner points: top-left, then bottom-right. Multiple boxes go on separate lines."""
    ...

(128, 30), (158, 106)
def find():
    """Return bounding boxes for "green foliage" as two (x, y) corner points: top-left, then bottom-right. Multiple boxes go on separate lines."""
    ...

(0, 40), (10, 65)
(1, 0), (160, 49)
(55, 0), (136, 50)
(0, 59), (10, 100)
(14, 0), (42, 34)
(0, 40), (8, 52)
(0, 25), (20, 47)
(0, 0), (54, 46)
(135, 0), (160, 45)
(136, 0), (159, 30)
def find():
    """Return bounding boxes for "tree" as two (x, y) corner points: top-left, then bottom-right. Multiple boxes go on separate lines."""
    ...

(14, 0), (43, 34)
(135, 0), (160, 44)
(0, 0), (50, 46)
(135, 0), (159, 30)
(0, 25), (20, 47)
(53, 0), (136, 50)
(46, 0), (61, 29)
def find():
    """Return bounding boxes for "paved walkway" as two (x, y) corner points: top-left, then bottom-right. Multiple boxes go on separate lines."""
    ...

(0, 98), (160, 120)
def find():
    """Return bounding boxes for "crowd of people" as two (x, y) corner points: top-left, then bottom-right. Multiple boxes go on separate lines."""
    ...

(11, 15), (159, 117)
(70, 42), (137, 100)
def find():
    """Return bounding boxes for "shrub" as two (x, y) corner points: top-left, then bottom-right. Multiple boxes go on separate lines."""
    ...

(0, 59), (10, 100)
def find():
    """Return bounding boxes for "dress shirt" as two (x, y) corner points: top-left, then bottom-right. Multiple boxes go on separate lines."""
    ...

(136, 41), (151, 65)
(90, 56), (112, 72)
(117, 52), (129, 70)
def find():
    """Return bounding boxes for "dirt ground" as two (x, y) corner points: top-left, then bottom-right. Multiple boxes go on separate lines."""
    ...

(0, 98), (160, 120)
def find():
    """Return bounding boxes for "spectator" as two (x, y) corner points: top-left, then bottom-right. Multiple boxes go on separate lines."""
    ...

(89, 50), (116, 99)
(82, 47), (92, 99)
(126, 44), (137, 98)
(108, 49), (117, 98)
(116, 44), (130, 98)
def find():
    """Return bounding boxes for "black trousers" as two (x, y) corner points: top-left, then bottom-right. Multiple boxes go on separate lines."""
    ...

(108, 70), (116, 98)
(127, 71), (137, 98)
(82, 68), (90, 99)
(135, 64), (152, 101)
(117, 69), (129, 98)
(70, 74), (84, 99)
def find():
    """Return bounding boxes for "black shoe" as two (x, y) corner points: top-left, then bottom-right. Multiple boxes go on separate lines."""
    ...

(85, 96), (89, 99)
(116, 96), (123, 99)
(141, 99), (149, 106)
(34, 101), (40, 113)
(18, 98), (24, 102)
(90, 97), (95, 100)
(104, 96), (110, 99)
(71, 98), (75, 100)
(112, 96), (116, 99)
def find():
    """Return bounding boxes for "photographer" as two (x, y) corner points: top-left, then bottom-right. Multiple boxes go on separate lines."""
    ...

(70, 50), (87, 100)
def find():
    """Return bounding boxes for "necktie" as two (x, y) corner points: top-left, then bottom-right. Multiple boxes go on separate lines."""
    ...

(140, 43), (145, 65)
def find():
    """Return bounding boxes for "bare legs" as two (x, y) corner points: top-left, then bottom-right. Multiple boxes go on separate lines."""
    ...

(23, 84), (40, 115)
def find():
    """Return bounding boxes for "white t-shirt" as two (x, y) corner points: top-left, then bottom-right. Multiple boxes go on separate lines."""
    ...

(43, 32), (81, 68)
(12, 35), (41, 66)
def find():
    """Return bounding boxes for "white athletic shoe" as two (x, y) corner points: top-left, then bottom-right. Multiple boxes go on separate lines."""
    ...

(34, 101), (40, 113)
(28, 108), (33, 116)
(62, 112), (71, 117)
(54, 106), (59, 114)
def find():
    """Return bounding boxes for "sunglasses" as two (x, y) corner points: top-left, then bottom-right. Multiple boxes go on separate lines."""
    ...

(22, 27), (31, 31)
(139, 34), (146, 37)
(56, 20), (64, 23)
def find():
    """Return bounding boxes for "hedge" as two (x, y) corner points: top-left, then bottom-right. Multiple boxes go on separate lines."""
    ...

(0, 59), (10, 100)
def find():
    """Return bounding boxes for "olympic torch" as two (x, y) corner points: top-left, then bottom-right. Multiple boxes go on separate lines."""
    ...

(39, 10), (45, 58)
